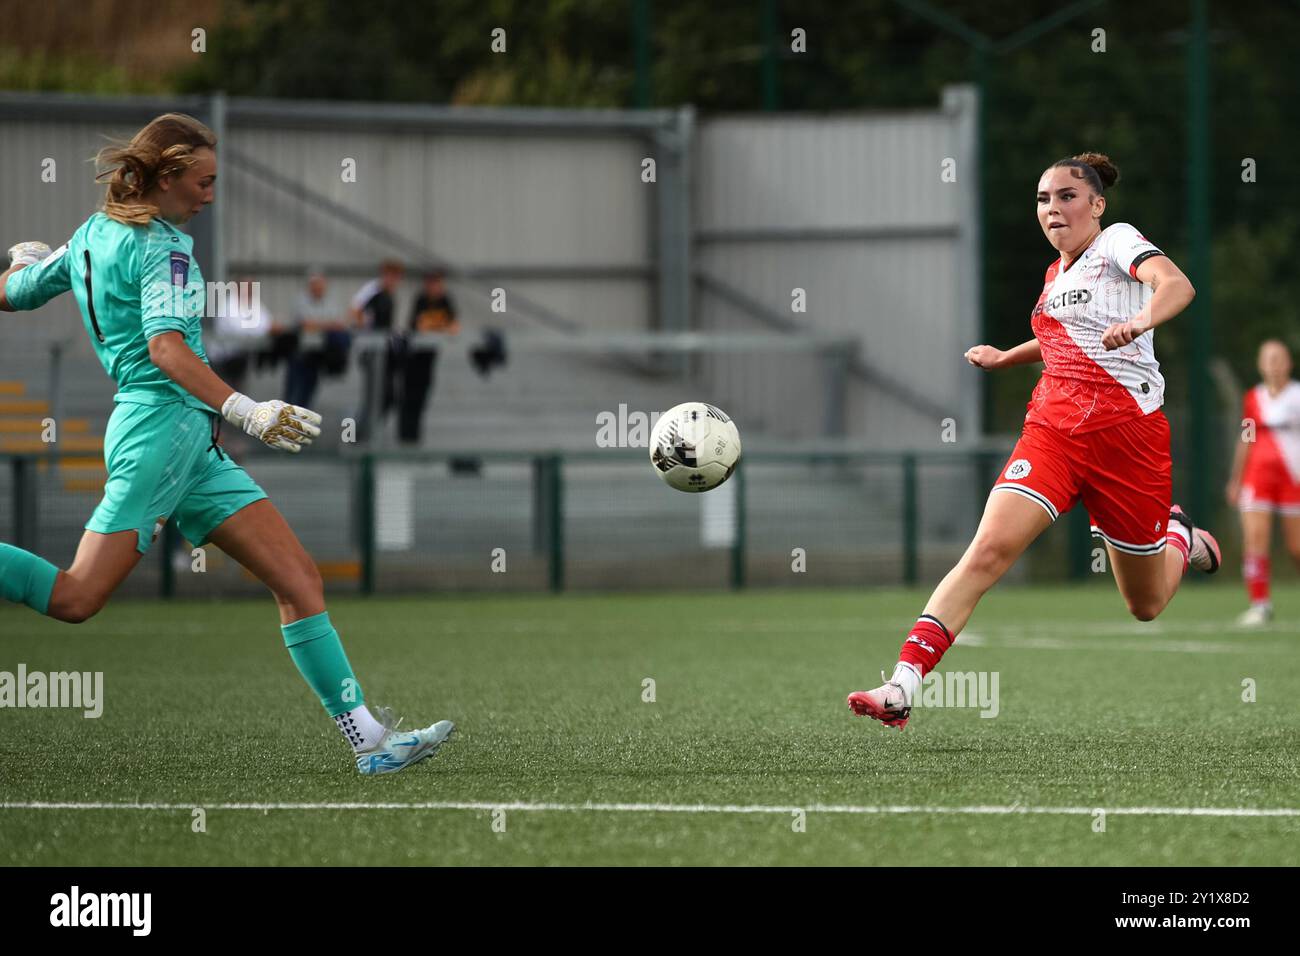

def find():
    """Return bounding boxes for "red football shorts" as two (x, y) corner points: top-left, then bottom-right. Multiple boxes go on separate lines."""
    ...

(1239, 457), (1300, 514)
(992, 410), (1172, 555)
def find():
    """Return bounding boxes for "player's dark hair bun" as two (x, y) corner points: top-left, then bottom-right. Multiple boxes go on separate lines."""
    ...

(1072, 152), (1120, 189)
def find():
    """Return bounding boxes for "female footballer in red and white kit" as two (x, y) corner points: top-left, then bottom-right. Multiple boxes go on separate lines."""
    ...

(1225, 339), (1300, 626)
(847, 152), (1221, 729)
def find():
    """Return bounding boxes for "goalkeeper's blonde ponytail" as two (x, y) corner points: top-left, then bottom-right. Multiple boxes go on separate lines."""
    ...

(95, 113), (217, 225)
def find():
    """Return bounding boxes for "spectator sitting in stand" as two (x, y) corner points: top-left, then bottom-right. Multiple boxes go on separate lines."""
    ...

(349, 259), (404, 443)
(400, 269), (460, 445)
(286, 268), (345, 411)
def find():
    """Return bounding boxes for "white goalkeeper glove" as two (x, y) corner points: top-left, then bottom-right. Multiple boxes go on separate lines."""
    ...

(8, 241), (52, 267)
(221, 392), (322, 454)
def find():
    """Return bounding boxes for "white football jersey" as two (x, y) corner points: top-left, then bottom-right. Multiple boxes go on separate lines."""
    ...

(1244, 381), (1300, 483)
(1026, 222), (1167, 435)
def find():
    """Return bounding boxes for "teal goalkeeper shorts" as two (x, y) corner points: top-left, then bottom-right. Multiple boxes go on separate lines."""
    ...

(86, 400), (268, 554)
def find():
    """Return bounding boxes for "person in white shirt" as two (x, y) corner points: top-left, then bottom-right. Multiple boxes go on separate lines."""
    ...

(285, 269), (344, 409)
(207, 275), (275, 394)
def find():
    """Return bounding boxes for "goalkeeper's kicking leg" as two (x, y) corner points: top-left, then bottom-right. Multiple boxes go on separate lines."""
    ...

(204, 498), (454, 775)
(1, 529), (140, 623)
(1, 500), (452, 775)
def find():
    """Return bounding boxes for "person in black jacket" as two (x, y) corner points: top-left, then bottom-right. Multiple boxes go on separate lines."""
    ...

(349, 259), (404, 442)
(400, 269), (459, 444)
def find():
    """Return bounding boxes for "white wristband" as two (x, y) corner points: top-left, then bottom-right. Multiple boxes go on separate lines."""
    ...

(221, 391), (254, 427)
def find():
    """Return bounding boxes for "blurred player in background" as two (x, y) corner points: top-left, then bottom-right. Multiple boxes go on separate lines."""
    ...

(848, 153), (1220, 730)
(1225, 339), (1300, 627)
(0, 113), (452, 774)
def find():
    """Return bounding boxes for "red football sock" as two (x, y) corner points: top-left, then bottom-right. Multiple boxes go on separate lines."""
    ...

(897, 614), (954, 678)
(1243, 553), (1271, 605)
(1165, 527), (1189, 573)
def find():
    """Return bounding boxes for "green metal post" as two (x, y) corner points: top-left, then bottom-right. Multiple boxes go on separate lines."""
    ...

(548, 454), (565, 593)
(902, 454), (919, 586)
(1068, 506), (1091, 580)
(359, 454), (375, 596)
(730, 464), (747, 589)
(975, 45), (992, 435)
(1186, 0), (1212, 532)
(12, 456), (34, 551)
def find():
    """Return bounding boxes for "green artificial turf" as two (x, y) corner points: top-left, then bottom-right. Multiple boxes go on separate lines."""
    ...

(1, 583), (1297, 865)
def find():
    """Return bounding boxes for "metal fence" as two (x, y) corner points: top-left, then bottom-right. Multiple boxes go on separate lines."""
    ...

(0, 441), (1125, 601)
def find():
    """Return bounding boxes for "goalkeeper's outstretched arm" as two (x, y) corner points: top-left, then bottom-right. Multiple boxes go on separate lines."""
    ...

(0, 262), (26, 312)
(1, 241), (61, 312)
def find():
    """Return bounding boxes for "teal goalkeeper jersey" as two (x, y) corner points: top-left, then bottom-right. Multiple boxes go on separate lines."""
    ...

(5, 212), (213, 410)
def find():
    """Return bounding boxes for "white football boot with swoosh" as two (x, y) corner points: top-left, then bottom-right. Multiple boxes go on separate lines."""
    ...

(355, 706), (455, 776)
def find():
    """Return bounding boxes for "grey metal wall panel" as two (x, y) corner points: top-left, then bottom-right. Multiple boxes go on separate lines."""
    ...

(696, 113), (961, 231)
(223, 128), (649, 270)
(694, 88), (982, 449)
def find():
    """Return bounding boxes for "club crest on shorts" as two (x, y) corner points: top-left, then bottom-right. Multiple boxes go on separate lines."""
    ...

(1004, 458), (1032, 480)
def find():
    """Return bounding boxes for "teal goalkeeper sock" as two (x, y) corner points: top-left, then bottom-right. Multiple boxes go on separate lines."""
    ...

(0, 543), (59, 615)
(281, 611), (363, 717)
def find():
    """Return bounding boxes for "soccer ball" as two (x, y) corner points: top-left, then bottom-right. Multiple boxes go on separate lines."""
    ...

(649, 402), (742, 492)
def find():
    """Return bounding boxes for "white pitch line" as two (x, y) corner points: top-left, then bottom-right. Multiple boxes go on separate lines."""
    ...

(2, 801), (1299, 818)
(959, 635), (1249, 654)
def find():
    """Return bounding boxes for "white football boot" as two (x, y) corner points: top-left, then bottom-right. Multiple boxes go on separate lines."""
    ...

(1235, 603), (1273, 629)
(355, 706), (455, 776)
(847, 672), (912, 730)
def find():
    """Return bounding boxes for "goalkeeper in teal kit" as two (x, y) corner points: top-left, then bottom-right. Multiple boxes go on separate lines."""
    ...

(0, 113), (453, 775)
